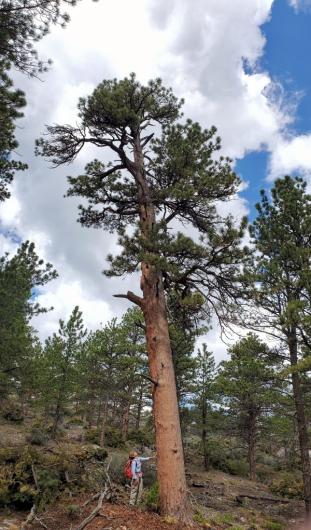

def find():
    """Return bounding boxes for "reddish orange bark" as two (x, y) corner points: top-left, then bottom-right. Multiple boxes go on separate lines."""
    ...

(132, 136), (191, 522)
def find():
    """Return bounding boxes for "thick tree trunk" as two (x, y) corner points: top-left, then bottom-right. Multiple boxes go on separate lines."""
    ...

(143, 279), (190, 520)
(133, 136), (191, 521)
(288, 330), (311, 514)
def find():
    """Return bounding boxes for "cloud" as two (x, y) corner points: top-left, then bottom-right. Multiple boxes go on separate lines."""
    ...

(34, 279), (113, 339)
(148, 0), (286, 159)
(288, 0), (311, 12)
(269, 133), (311, 179)
(2, 0), (304, 358)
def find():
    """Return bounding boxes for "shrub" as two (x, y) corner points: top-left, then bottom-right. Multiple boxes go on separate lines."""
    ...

(87, 446), (108, 462)
(127, 429), (154, 447)
(0, 447), (20, 464)
(36, 468), (61, 507)
(84, 425), (124, 448)
(26, 427), (48, 446)
(193, 510), (211, 526)
(65, 416), (85, 426)
(144, 481), (159, 512)
(141, 461), (156, 487)
(107, 453), (127, 485)
(67, 504), (81, 518)
(205, 439), (248, 476)
(256, 464), (274, 484)
(84, 427), (99, 444)
(270, 472), (303, 499)
(1, 402), (24, 423)
(0, 456), (38, 509)
(105, 426), (124, 448)
(225, 459), (249, 477)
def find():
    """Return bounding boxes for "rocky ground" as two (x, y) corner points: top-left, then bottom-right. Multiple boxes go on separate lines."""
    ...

(0, 469), (305, 530)
(0, 421), (306, 530)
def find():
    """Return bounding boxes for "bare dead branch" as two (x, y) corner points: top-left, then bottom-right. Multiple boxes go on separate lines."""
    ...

(82, 492), (100, 507)
(113, 291), (144, 307)
(74, 487), (108, 530)
(20, 505), (36, 530)
(31, 464), (40, 491)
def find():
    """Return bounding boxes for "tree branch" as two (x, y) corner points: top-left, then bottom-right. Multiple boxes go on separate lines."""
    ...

(113, 291), (144, 307)
(138, 373), (158, 387)
(141, 133), (154, 148)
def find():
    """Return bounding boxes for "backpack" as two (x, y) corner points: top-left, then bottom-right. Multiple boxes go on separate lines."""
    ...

(124, 459), (133, 479)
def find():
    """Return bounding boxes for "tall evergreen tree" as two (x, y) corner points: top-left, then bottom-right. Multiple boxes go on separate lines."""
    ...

(217, 334), (278, 480)
(167, 290), (206, 412)
(0, 69), (26, 200)
(77, 318), (132, 446)
(194, 344), (216, 471)
(244, 176), (311, 511)
(39, 306), (86, 436)
(37, 74), (247, 520)
(116, 308), (147, 442)
(0, 241), (57, 399)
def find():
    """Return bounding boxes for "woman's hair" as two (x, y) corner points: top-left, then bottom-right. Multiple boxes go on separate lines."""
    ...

(129, 450), (138, 459)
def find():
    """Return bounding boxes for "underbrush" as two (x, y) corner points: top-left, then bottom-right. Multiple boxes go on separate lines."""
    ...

(0, 443), (108, 510)
(270, 471), (303, 499)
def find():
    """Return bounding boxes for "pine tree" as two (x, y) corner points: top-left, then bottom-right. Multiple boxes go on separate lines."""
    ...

(0, 0), (100, 76)
(217, 334), (278, 480)
(167, 290), (206, 410)
(194, 345), (216, 471)
(244, 177), (311, 511)
(0, 68), (26, 200)
(0, 241), (57, 400)
(39, 306), (86, 437)
(37, 74), (247, 520)
(116, 308), (147, 442)
(77, 318), (131, 446)
(0, 0), (98, 200)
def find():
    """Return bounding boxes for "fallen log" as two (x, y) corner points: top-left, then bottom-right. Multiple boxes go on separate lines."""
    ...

(82, 492), (101, 507)
(34, 515), (48, 529)
(236, 494), (290, 505)
(20, 505), (36, 530)
(74, 487), (108, 530)
(192, 482), (209, 488)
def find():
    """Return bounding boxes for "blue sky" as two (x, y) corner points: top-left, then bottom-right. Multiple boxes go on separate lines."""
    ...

(238, 0), (311, 219)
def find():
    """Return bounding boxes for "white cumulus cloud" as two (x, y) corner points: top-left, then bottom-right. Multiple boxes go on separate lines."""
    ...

(2, 0), (308, 359)
(269, 134), (311, 179)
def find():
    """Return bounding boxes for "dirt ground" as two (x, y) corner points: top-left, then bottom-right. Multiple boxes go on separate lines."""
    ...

(0, 470), (306, 530)
(0, 424), (306, 530)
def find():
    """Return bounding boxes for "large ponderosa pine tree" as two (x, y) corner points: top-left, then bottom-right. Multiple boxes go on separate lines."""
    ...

(37, 74), (247, 520)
